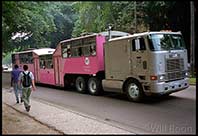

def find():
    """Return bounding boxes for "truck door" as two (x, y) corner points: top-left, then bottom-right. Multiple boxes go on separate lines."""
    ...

(130, 37), (149, 80)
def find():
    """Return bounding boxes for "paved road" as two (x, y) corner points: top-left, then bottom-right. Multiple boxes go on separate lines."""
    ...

(29, 85), (195, 134)
(2, 72), (196, 134)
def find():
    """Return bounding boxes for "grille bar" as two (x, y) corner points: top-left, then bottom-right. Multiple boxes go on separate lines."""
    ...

(165, 71), (185, 81)
(165, 58), (185, 81)
(166, 58), (184, 72)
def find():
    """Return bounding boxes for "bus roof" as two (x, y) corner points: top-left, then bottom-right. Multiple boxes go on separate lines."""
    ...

(60, 34), (97, 44)
(109, 31), (182, 42)
(59, 31), (131, 44)
(33, 48), (55, 56)
(12, 48), (55, 56)
(99, 31), (130, 37)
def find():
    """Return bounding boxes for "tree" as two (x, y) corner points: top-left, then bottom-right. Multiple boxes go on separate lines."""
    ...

(2, 1), (56, 53)
(72, 2), (115, 37)
(45, 2), (76, 48)
(71, 2), (149, 36)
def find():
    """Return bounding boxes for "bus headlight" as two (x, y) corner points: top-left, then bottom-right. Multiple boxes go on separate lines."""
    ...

(185, 71), (189, 77)
(158, 75), (165, 82)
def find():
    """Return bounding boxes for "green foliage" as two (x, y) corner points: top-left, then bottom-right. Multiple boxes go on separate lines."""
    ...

(45, 2), (76, 48)
(72, 2), (114, 37)
(2, 48), (20, 64)
(2, 53), (12, 65)
(2, 1), (190, 57)
(143, 1), (175, 30)
(72, 2), (150, 36)
(189, 78), (196, 85)
(2, 2), (53, 52)
(2, 1), (75, 53)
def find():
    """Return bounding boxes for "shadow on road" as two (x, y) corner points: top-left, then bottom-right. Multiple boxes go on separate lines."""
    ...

(37, 83), (189, 104)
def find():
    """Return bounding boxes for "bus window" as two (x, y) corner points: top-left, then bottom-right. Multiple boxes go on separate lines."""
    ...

(132, 38), (146, 51)
(50, 63), (53, 68)
(71, 39), (82, 57)
(62, 48), (68, 58)
(132, 39), (136, 51)
(139, 37), (146, 50)
(19, 52), (33, 64)
(39, 55), (53, 69)
(83, 36), (96, 56)
(90, 45), (96, 56)
(71, 47), (79, 57)
(67, 48), (71, 58)
(61, 35), (96, 58)
(82, 45), (91, 56)
(62, 43), (72, 58)
(78, 47), (83, 56)
(39, 56), (46, 69)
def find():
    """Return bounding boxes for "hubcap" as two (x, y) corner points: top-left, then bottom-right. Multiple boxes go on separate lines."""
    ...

(89, 80), (96, 93)
(128, 83), (139, 98)
(78, 81), (83, 91)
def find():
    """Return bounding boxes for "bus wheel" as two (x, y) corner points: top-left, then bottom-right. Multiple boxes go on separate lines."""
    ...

(75, 76), (87, 93)
(125, 79), (144, 102)
(88, 77), (101, 95)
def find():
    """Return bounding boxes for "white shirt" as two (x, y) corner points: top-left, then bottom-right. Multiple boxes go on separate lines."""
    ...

(18, 70), (34, 88)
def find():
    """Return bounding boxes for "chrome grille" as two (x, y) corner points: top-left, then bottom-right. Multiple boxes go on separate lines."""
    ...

(166, 58), (184, 72)
(165, 71), (185, 81)
(165, 58), (185, 81)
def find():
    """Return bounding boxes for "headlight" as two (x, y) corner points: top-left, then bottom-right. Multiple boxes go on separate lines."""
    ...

(158, 75), (165, 82)
(185, 71), (189, 77)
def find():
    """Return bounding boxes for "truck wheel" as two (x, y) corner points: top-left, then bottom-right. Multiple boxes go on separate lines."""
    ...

(75, 76), (86, 93)
(88, 77), (102, 95)
(125, 79), (144, 102)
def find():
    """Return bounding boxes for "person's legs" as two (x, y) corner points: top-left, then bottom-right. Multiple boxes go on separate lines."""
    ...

(18, 85), (23, 103)
(22, 88), (28, 109)
(13, 82), (19, 103)
(26, 88), (32, 111)
(22, 87), (32, 112)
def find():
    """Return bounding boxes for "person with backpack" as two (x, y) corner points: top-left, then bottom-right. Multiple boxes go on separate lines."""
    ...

(11, 64), (22, 103)
(18, 65), (36, 112)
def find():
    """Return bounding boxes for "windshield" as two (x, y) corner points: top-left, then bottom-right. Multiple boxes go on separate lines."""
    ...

(148, 34), (186, 51)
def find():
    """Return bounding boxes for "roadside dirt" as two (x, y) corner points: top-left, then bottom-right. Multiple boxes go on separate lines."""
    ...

(2, 103), (62, 134)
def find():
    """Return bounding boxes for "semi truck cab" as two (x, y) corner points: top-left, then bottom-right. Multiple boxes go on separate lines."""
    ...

(102, 31), (189, 102)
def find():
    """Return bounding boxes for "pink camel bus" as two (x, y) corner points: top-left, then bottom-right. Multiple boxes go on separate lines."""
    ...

(53, 34), (105, 95)
(53, 31), (130, 95)
(12, 48), (55, 85)
(12, 31), (130, 95)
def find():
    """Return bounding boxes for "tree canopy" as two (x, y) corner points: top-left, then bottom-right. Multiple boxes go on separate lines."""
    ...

(2, 1), (75, 54)
(2, 1), (192, 57)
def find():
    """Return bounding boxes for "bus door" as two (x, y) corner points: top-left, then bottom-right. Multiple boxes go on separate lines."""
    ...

(34, 58), (40, 82)
(54, 56), (61, 85)
(130, 37), (149, 78)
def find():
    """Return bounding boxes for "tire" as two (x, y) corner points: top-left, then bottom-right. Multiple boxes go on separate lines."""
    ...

(88, 77), (102, 95)
(75, 76), (87, 93)
(125, 79), (144, 102)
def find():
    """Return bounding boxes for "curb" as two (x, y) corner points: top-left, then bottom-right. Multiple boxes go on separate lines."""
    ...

(3, 102), (65, 134)
(3, 89), (134, 134)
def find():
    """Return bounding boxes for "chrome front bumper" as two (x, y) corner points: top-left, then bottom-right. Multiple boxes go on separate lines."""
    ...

(145, 78), (189, 96)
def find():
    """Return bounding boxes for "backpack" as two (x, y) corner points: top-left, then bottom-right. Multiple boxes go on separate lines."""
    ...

(22, 72), (32, 87)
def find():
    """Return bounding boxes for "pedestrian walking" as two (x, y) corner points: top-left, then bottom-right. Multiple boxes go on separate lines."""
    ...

(11, 64), (22, 103)
(18, 65), (36, 112)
